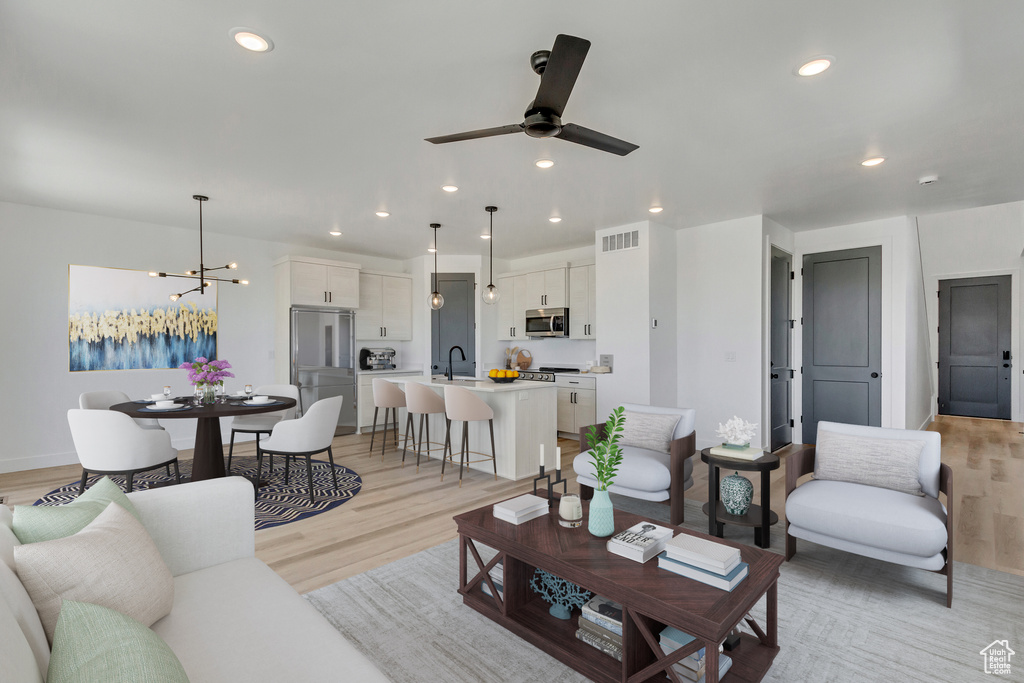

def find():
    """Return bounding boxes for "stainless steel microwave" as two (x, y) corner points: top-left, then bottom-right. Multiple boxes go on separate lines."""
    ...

(525, 308), (569, 338)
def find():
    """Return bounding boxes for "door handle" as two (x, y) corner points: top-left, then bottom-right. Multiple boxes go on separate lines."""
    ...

(771, 373), (779, 379)
(871, 372), (880, 378)
(1003, 363), (1010, 368)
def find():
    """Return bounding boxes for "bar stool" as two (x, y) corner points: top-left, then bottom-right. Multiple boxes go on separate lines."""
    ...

(369, 378), (405, 459)
(404, 381), (449, 470)
(441, 385), (497, 486)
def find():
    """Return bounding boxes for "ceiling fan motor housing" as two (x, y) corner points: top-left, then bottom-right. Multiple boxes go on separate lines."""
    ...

(523, 110), (562, 138)
(530, 49), (550, 74)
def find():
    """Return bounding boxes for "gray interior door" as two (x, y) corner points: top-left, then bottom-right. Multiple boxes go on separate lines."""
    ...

(431, 272), (476, 377)
(802, 246), (882, 443)
(938, 275), (1011, 419)
(770, 248), (793, 451)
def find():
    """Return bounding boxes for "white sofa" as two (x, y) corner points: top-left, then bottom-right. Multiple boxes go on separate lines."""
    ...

(0, 477), (389, 682)
(785, 421), (953, 607)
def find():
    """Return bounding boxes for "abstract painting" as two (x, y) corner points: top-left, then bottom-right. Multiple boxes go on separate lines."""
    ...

(68, 265), (218, 371)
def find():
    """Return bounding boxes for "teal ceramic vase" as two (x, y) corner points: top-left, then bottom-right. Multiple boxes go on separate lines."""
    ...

(721, 471), (753, 515)
(588, 489), (615, 537)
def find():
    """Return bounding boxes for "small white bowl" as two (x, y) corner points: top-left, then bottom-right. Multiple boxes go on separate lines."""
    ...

(154, 400), (176, 409)
(151, 393), (166, 401)
(250, 396), (270, 404)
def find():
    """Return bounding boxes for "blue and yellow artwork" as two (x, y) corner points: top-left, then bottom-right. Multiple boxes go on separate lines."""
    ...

(68, 265), (218, 371)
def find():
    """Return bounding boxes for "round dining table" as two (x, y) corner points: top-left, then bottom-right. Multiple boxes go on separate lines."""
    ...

(111, 396), (298, 481)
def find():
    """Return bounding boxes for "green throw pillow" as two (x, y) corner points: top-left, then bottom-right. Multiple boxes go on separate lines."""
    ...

(47, 600), (189, 683)
(12, 476), (141, 544)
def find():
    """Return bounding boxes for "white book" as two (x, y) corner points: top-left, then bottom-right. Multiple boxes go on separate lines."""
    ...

(607, 522), (675, 563)
(658, 553), (749, 591)
(663, 534), (740, 572)
(709, 445), (763, 460)
(662, 548), (741, 576)
(673, 654), (731, 683)
(493, 506), (548, 525)
(493, 493), (548, 517)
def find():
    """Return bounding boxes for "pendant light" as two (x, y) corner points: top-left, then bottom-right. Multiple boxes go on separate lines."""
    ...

(149, 195), (249, 301)
(481, 206), (500, 305)
(429, 223), (444, 310)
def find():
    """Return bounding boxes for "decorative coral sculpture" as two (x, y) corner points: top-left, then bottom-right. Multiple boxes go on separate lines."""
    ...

(529, 569), (593, 620)
(716, 416), (758, 447)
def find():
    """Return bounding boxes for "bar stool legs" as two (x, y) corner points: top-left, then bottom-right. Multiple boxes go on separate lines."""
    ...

(368, 406), (400, 459)
(440, 418), (497, 486)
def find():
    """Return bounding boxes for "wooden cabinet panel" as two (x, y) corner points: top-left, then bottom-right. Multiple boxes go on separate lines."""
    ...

(291, 262), (330, 306)
(382, 275), (412, 340)
(557, 387), (576, 433)
(356, 273), (384, 340)
(544, 268), (567, 308)
(327, 266), (359, 308)
(569, 265), (596, 339)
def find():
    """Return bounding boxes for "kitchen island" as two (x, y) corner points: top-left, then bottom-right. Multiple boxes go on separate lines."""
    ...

(388, 376), (556, 481)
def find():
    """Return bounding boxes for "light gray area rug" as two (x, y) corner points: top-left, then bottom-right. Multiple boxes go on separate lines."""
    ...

(306, 498), (1024, 683)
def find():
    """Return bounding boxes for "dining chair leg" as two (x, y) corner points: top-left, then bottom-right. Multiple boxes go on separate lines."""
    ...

(165, 464), (172, 477)
(306, 455), (315, 503)
(381, 408), (390, 460)
(126, 472), (134, 494)
(488, 418), (497, 481)
(255, 447), (264, 494)
(173, 460), (181, 484)
(78, 469), (89, 497)
(284, 453), (291, 484)
(327, 445), (339, 492)
(369, 407), (379, 456)
(227, 430), (236, 472)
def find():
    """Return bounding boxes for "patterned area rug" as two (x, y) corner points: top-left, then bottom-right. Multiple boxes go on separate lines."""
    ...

(34, 455), (361, 531)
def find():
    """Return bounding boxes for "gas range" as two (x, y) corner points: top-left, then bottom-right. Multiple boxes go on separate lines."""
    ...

(517, 367), (581, 382)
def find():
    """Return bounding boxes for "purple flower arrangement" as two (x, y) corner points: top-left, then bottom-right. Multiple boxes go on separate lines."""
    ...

(179, 357), (235, 387)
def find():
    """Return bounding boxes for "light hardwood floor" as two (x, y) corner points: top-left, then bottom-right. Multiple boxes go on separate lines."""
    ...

(2, 414), (1021, 594)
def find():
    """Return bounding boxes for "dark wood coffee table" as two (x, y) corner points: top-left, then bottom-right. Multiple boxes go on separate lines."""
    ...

(454, 498), (783, 683)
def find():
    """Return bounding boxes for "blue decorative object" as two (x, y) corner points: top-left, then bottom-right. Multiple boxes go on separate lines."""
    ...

(529, 569), (592, 619)
(721, 471), (753, 515)
(588, 489), (615, 537)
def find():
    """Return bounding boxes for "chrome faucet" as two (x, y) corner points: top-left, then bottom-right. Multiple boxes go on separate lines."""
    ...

(447, 345), (466, 381)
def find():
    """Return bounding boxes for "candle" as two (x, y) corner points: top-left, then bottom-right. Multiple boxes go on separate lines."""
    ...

(540, 443), (545, 469)
(556, 446), (562, 471)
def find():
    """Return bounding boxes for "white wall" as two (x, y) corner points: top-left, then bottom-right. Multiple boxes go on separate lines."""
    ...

(0, 201), (407, 472)
(676, 216), (764, 449)
(648, 222), (677, 408)
(917, 201), (1024, 422)
(904, 217), (935, 430)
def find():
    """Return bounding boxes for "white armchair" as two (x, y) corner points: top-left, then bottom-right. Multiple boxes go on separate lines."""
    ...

(256, 396), (343, 503)
(572, 403), (697, 525)
(67, 409), (180, 495)
(79, 390), (164, 431)
(227, 384), (301, 472)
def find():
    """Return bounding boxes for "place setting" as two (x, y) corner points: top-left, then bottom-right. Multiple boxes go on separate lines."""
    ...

(227, 385), (285, 407)
(136, 386), (192, 412)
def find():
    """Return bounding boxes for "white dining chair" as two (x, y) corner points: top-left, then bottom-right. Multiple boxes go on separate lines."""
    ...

(255, 395), (343, 503)
(67, 409), (180, 495)
(227, 384), (301, 473)
(79, 390), (172, 476)
(441, 385), (497, 486)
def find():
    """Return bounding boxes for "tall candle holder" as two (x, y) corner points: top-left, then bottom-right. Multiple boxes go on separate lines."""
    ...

(533, 465), (552, 505)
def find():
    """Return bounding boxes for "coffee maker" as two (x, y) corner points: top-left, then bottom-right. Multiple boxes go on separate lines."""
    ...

(359, 347), (397, 370)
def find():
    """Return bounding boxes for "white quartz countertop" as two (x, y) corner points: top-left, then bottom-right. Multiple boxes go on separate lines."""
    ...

(388, 375), (557, 393)
(356, 367), (423, 375)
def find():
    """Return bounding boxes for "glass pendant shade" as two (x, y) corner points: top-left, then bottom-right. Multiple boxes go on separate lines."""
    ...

(429, 222), (444, 310)
(429, 291), (445, 310)
(482, 283), (500, 304)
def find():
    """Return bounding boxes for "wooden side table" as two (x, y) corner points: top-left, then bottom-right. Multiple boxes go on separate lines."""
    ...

(701, 448), (780, 549)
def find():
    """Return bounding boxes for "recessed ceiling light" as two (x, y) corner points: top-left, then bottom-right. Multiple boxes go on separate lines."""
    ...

(549, 216), (562, 223)
(375, 211), (390, 218)
(230, 28), (274, 53)
(795, 56), (833, 77)
(861, 157), (885, 167)
(648, 206), (663, 213)
(480, 233), (491, 239)
(329, 230), (342, 236)
(427, 246), (437, 253)
(535, 159), (555, 169)
(441, 185), (459, 193)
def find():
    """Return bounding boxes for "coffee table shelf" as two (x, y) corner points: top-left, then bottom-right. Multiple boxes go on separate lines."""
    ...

(455, 499), (783, 683)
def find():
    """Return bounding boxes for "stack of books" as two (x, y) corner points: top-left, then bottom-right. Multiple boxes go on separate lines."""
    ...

(708, 444), (763, 460)
(574, 595), (623, 661)
(658, 534), (748, 591)
(479, 560), (504, 599)
(659, 626), (732, 682)
(606, 522), (674, 563)
(492, 494), (548, 525)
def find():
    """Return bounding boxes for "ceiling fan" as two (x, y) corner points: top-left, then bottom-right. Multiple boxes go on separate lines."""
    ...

(425, 34), (638, 156)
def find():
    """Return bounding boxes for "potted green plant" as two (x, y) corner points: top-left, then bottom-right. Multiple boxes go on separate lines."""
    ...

(585, 406), (626, 537)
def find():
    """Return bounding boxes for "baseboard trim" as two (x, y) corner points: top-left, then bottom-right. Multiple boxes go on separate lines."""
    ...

(918, 413), (936, 431)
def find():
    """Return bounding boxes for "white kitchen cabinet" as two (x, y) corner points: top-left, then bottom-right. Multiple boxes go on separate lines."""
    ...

(497, 275), (530, 341)
(555, 375), (597, 435)
(287, 259), (359, 308)
(356, 272), (412, 341)
(569, 264), (597, 339)
(525, 268), (567, 309)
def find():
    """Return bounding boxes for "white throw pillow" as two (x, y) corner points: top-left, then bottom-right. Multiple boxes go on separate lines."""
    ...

(618, 410), (681, 453)
(13, 502), (174, 644)
(813, 430), (925, 496)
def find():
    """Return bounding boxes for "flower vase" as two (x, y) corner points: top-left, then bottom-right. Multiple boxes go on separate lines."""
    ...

(588, 489), (615, 537)
(200, 384), (217, 405)
(721, 471), (753, 515)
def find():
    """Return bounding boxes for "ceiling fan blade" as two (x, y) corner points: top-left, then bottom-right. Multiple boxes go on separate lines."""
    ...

(556, 123), (638, 156)
(533, 34), (591, 117)
(425, 124), (524, 144)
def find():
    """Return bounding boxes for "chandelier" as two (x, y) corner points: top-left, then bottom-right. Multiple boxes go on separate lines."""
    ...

(149, 195), (248, 301)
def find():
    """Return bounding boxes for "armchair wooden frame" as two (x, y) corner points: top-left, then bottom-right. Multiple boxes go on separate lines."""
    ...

(785, 446), (954, 608)
(577, 424), (697, 526)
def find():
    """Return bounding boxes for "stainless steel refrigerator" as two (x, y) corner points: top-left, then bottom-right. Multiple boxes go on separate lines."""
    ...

(290, 308), (357, 435)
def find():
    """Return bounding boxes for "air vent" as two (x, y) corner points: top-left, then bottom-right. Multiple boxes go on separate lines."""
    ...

(602, 230), (640, 253)
(0, 495), (7, 506)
